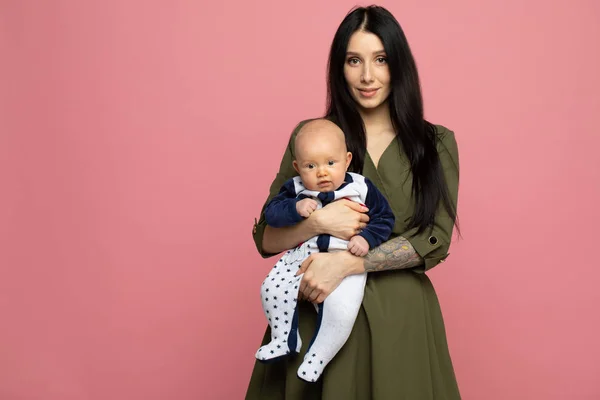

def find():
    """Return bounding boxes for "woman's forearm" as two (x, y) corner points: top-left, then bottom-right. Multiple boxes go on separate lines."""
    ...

(262, 217), (320, 254)
(363, 236), (424, 272)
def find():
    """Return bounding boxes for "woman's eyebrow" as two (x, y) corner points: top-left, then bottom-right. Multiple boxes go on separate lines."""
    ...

(346, 50), (386, 56)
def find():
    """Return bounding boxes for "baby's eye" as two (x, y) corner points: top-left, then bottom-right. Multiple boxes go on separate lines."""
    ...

(328, 160), (335, 166)
(307, 164), (315, 169)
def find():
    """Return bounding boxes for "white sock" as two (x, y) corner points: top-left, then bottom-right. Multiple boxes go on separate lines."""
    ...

(297, 273), (367, 382)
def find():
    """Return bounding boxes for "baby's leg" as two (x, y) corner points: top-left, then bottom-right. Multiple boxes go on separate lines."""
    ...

(297, 272), (367, 382)
(255, 249), (306, 362)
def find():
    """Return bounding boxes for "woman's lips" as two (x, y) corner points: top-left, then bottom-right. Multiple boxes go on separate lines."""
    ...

(358, 88), (379, 98)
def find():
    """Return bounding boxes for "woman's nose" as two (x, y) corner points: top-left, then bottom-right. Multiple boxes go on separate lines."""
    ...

(361, 64), (374, 83)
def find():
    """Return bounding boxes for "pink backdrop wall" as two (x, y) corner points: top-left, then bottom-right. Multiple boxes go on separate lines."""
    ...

(1, 1), (599, 399)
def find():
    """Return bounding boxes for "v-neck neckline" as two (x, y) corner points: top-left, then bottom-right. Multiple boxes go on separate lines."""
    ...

(366, 137), (396, 171)
(363, 138), (398, 202)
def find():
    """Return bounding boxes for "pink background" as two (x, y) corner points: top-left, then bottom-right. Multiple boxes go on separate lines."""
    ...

(1, 1), (599, 399)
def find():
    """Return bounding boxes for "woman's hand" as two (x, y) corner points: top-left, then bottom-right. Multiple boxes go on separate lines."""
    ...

(295, 251), (365, 304)
(312, 199), (370, 241)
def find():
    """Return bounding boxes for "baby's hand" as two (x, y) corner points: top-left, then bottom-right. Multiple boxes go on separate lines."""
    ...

(348, 235), (370, 257)
(296, 198), (318, 218)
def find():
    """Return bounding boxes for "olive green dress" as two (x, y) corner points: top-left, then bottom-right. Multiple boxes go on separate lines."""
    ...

(246, 119), (461, 400)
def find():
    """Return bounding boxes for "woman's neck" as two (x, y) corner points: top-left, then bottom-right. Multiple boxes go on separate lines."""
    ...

(359, 102), (394, 136)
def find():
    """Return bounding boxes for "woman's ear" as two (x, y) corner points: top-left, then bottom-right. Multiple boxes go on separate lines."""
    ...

(345, 152), (353, 170)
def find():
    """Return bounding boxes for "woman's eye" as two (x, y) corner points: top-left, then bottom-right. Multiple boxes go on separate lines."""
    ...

(347, 58), (360, 65)
(376, 57), (387, 64)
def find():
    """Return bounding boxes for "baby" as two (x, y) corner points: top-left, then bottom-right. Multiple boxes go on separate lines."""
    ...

(255, 119), (395, 382)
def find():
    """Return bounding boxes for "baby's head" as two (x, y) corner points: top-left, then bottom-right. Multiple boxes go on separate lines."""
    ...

(293, 119), (352, 192)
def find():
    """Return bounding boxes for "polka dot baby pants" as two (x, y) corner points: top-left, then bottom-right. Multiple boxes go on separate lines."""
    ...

(255, 240), (367, 383)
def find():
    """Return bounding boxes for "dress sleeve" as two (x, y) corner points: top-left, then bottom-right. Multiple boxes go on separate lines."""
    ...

(402, 126), (460, 273)
(252, 120), (312, 258)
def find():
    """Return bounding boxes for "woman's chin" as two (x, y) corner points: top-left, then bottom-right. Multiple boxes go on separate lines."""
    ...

(353, 97), (389, 112)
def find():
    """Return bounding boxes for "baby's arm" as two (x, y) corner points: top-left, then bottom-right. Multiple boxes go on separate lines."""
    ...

(356, 178), (395, 248)
(348, 235), (370, 256)
(264, 178), (304, 228)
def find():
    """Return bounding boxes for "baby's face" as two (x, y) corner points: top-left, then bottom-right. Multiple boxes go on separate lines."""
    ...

(293, 124), (351, 192)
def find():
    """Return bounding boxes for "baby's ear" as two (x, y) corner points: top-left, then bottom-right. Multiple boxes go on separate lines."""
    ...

(293, 160), (300, 174)
(345, 152), (353, 169)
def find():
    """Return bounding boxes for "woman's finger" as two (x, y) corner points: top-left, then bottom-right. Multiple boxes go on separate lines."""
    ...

(298, 267), (313, 298)
(344, 199), (369, 213)
(297, 255), (313, 276)
(308, 287), (320, 303)
(298, 290), (306, 301)
(299, 277), (307, 295)
(313, 292), (327, 304)
(303, 285), (316, 301)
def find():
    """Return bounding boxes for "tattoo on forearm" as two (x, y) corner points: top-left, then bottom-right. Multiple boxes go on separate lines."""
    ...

(363, 236), (424, 272)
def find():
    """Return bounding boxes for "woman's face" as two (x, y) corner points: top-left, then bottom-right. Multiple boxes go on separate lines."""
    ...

(343, 30), (391, 111)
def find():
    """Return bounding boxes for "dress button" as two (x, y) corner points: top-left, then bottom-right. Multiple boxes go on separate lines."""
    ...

(253, 218), (258, 234)
(428, 236), (438, 245)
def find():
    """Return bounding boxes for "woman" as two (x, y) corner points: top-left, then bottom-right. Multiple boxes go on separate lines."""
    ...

(246, 5), (461, 399)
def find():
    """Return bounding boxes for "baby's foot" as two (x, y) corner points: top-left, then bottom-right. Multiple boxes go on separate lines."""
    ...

(297, 351), (329, 382)
(255, 330), (302, 363)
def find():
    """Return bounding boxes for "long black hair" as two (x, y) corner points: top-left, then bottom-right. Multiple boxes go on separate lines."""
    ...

(325, 5), (458, 235)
